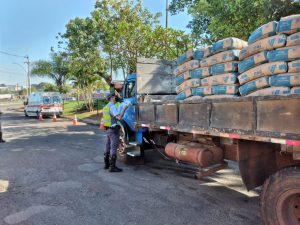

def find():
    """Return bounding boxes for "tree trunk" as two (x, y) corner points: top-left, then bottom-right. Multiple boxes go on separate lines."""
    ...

(97, 71), (111, 86)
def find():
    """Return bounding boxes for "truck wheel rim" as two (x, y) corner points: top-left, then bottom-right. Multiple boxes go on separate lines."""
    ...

(276, 189), (300, 225)
(118, 128), (125, 155)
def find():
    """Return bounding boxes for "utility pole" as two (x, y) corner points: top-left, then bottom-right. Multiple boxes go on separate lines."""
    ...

(13, 62), (29, 98)
(24, 55), (31, 95)
(164, 0), (169, 60)
(166, 0), (169, 29)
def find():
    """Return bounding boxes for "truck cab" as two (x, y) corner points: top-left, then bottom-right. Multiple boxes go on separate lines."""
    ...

(117, 73), (146, 158)
(117, 58), (177, 158)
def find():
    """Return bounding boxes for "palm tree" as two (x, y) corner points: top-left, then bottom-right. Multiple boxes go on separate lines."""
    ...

(31, 52), (69, 93)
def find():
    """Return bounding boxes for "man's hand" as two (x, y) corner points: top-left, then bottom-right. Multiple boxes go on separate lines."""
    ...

(116, 104), (129, 120)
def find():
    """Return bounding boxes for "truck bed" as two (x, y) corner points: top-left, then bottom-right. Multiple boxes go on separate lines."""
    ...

(135, 95), (300, 145)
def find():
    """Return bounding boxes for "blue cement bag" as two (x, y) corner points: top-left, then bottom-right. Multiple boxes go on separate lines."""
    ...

(212, 85), (239, 95)
(239, 76), (270, 96)
(177, 49), (194, 65)
(175, 71), (190, 86)
(267, 46), (300, 62)
(239, 34), (286, 60)
(176, 89), (192, 100)
(210, 61), (239, 75)
(201, 73), (238, 86)
(238, 61), (287, 85)
(238, 51), (268, 73)
(173, 60), (200, 76)
(204, 46), (212, 58)
(193, 48), (206, 60)
(291, 87), (300, 94)
(247, 87), (290, 96)
(288, 60), (300, 73)
(286, 32), (300, 47)
(277, 15), (300, 35)
(190, 67), (211, 79)
(201, 50), (240, 67)
(191, 87), (212, 96)
(211, 37), (247, 54)
(248, 21), (278, 44)
(176, 78), (201, 94)
(269, 73), (300, 87)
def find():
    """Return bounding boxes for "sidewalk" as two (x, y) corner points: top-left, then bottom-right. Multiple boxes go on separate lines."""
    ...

(61, 115), (100, 126)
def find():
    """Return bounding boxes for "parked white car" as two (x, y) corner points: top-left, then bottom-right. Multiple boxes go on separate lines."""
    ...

(24, 92), (63, 117)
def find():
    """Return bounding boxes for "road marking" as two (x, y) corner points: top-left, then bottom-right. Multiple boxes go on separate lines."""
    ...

(4, 205), (52, 224)
(78, 163), (101, 172)
(36, 181), (82, 194)
(0, 180), (9, 193)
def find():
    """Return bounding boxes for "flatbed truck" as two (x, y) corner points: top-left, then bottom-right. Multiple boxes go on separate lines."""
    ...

(117, 57), (300, 225)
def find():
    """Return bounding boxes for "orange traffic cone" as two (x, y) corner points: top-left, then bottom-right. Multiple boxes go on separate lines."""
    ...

(73, 114), (78, 126)
(38, 112), (44, 121)
(99, 118), (105, 130)
(52, 114), (57, 122)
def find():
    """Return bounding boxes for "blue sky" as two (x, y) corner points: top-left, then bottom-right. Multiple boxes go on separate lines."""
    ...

(0, 0), (191, 86)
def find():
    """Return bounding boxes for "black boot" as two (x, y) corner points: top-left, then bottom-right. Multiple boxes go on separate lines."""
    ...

(104, 153), (110, 169)
(109, 155), (122, 172)
(0, 132), (5, 143)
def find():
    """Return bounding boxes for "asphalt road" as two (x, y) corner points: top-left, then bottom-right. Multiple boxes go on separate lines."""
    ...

(0, 104), (261, 225)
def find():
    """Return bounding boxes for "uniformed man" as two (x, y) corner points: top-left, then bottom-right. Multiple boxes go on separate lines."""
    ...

(102, 93), (128, 172)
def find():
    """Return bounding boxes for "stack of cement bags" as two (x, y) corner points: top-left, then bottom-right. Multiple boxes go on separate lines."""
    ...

(195, 38), (246, 98)
(174, 49), (202, 100)
(174, 38), (247, 100)
(238, 15), (300, 96)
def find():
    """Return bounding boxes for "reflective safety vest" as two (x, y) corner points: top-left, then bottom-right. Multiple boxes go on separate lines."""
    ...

(102, 102), (121, 127)
(102, 105), (111, 127)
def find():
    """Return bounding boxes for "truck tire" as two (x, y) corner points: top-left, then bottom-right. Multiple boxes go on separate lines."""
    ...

(117, 125), (127, 163)
(260, 166), (300, 225)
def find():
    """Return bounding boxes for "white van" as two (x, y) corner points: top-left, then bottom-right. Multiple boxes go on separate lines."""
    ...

(24, 92), (63, 117)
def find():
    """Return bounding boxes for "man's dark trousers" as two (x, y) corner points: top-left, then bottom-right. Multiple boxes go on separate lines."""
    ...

(105, 127), (119, 155)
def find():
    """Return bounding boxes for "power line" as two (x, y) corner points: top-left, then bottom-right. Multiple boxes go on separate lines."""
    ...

(0, 69), (24, 76)
(0, 50), (26, 58)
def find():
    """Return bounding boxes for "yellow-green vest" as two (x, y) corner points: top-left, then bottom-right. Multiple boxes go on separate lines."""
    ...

(103, 105), (111, 127)
(102, 102), (121, 127)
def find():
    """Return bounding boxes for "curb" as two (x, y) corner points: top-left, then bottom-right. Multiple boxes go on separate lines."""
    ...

(61, 115), (99, 126)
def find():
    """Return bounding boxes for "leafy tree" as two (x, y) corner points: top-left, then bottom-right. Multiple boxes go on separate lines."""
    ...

(91, 0), (162, 74)
(18, 88), (27, 96)
(169, 0), (300, 45)
(68, 55), (109, 111)
(60, 0), (192, 111)
(143, 26), (193, 60)
(43, 83), (59, 92)
(31, 82), (48, 91)
(63, 17), (112, 84)
(31, 51), (70, 93)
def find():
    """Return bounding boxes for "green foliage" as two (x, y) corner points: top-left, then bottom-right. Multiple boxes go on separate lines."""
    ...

(92, 0), (162, 73)
(31, 51), (70, 93)
(59, 0), (192, 111)
(170, 0), (300, 45)
(43, 83), (59, 92)
(18, 89), (27, 96)
(63, 0), (192, 78)
(32, 82), (48, 91)
(143, 26), (193, 60)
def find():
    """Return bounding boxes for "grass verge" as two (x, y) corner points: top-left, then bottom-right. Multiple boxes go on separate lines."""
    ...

(63, 100), (106, 121)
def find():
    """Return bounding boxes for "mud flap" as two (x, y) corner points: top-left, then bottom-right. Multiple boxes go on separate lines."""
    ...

(237, 140), (278, 190)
